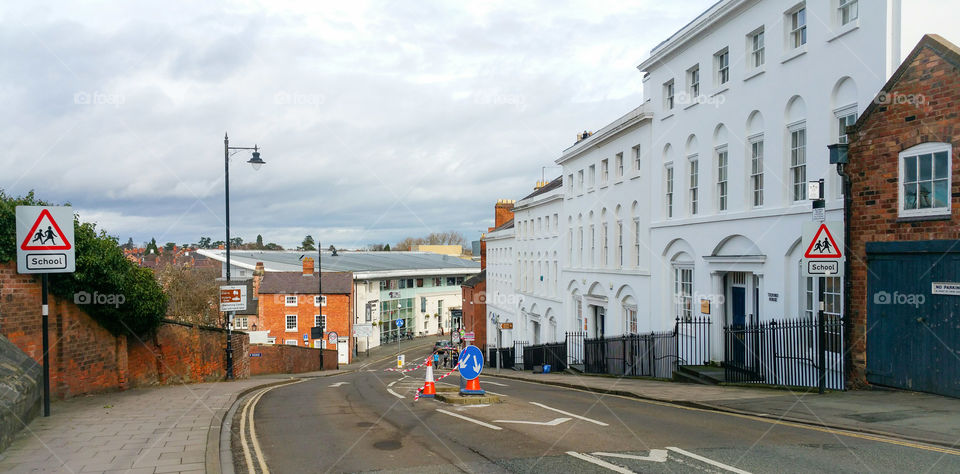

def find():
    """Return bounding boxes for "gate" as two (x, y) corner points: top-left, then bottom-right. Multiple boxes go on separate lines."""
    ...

(866, 241), (960, 398)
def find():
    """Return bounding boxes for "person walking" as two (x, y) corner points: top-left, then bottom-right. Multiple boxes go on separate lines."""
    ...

(451, 349), (459, 368)
(443, 351), (449, 369)
(432, 351), (440, 368)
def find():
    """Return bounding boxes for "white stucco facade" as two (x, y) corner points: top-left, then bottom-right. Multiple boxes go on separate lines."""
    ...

(513, 179), (565, 344)
(484, 0), (904, 364)
(483, 221), (517, 349)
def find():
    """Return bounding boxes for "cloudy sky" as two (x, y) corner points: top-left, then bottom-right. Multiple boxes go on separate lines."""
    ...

(2, 1), (955, 250)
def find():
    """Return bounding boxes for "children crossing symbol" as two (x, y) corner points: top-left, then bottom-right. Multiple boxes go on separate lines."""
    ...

(803, 223), (841, 258)
(20, 209), (72, 251)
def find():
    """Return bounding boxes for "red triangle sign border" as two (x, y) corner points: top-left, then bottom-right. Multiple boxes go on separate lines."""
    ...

(804, 223), (841, 259)
(20, 209), (72, 251)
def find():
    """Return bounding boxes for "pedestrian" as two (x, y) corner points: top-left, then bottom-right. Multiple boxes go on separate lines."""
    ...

(443, 351), (449, 368)
(451, 350), (459, 368)
(433, 351), (440, 368)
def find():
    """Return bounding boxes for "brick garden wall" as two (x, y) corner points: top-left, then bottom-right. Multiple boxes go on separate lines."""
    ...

(248, 344), (336, 375)
(845, 40), (960, 387)
(0, 262), (251, 399)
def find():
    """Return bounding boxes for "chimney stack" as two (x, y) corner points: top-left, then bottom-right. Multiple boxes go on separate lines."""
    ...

(494, 199), (515, 228)
(253, 262), (265, 299)
(302, 257), (315, 276)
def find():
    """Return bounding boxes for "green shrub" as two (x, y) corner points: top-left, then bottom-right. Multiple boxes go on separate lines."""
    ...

(0, 190), (167, 336)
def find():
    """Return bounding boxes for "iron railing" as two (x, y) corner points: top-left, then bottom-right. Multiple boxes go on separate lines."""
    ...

(521, 341), (567, 371)
(724, 315), (844, 390)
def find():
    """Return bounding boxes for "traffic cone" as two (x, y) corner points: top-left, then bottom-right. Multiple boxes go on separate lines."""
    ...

(461, 376), (484, 395)
(421, 356), (436, 398)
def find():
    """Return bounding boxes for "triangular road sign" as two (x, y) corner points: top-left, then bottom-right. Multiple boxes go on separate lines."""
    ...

(804, 223), (841, 258)
(20, 209), (72, 251)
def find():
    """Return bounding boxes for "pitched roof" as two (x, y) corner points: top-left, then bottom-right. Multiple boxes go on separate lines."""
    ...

(489, 218), (514, 233)
(852, 34), (960, 133)
(258, 272), (352, 295)
(519, 176), (562, 201)
(462, 270), (485, 287)
(198, 249), (479, 275)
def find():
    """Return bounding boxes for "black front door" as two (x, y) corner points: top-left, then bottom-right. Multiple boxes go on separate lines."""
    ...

(731, 287), (746, 365)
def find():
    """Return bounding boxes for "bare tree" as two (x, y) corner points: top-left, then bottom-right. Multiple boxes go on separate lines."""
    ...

(155, 265), (221, 326)
(394, 231), (466, 251)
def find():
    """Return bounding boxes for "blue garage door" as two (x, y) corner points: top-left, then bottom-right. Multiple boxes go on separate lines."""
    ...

(866, 240), (960, 398)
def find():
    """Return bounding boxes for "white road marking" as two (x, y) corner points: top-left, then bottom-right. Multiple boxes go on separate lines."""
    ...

(480, 380), (509, 387)
(436, 409), (502, 430)
(592, 450), (668, 463)
(329, 382), (350, 387)
(241, 380), (303, 474)
(566, 452), (633, 473)
(666, 447), (752, 474)
(387, 381), (397, 387)
(530, 402), (609, 426)
(493, 417), (571, 426)
(387, 389), (405, 399)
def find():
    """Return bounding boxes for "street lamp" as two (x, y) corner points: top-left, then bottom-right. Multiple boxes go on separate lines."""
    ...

(224, 132), (266, 380)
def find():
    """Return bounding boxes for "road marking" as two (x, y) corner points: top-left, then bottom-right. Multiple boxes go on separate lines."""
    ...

(329, 382), (350, 387)
(241, 380), (303, 474)
(566, 451), (633, 473)
(387, 381), (397, 387)
(387, 389), (405, 399)
(667, 447), (751, 474)
(592, 450), (668, 463)
(481, 380), (509, 387)
(493, 417), (570, 426)
(498, 376), (960, 457)
(436, 409), (502, 430)
(530, 402), (609, 426)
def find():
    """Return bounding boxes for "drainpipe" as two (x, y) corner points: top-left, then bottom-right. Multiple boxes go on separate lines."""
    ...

(836, 160), (852, 388)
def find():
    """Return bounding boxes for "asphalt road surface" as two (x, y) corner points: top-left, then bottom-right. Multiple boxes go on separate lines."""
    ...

(238, 343), (960, 473)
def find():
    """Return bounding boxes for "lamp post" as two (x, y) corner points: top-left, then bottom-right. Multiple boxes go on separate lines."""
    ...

(224, 132), (266, 380)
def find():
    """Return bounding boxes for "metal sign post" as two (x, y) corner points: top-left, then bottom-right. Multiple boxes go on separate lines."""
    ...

(806, 182), (831, 395)
(16, 206), (76, 417)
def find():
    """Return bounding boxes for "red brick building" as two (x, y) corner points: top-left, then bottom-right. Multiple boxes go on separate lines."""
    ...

(461, 270), (486, 348)
(846, 34), (960, 397)
(255, 258), (354, 363)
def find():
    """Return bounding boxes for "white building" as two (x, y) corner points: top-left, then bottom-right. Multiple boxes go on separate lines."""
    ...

(513, 177), (565, 344)
(545, 0), (903, 364)
(483, 211), (517, 348)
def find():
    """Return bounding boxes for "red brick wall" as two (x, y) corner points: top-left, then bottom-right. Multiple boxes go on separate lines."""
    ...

(0, 262), (251, 398)
(461, 281), (486, 348)
(125, 322), (250, 387)
(248, 344), (329, 375)
(845, 41), (960, 387)
(258, 291), (353, 361)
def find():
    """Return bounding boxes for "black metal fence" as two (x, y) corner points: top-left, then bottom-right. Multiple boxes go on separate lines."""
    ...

(521, 341), (567, 371)
(566, 331), (586, 366)
(724, 316), (844, 390)
(484, 344), (515, 369)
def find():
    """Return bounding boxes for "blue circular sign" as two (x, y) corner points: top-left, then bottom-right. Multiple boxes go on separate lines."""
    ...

(457, 345), (484, 380)
(395, 319), (404, 328)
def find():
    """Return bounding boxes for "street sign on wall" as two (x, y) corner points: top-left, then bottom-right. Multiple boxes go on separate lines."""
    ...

(16, 206), (75, 274)
(500, 322), (513, 330)
(354, 324), (373, 337)
(219, 285), (247, 312)
(801, 222), (845, 277)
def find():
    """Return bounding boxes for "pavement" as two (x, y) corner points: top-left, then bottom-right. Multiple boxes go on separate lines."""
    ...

(1, 341), (957, 473)
(0, 338), (427, 474)
(487, 369), (960, 450)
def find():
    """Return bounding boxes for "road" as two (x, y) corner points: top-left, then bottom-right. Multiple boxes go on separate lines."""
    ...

(235, 342), (960, 473)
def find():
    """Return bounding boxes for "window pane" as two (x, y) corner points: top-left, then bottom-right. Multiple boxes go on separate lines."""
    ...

(904, 183), (917, 209)
(918, 181), (933, 208)
(933, 180), (949, 208)
(918, 154), (932, 180)
(934, 152), (949, 178)
(904, 155), (917, 182)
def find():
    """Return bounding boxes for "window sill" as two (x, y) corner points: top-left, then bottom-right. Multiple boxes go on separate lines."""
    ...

(630, 175), (642, 181)
(897, 213), (952, 223)
(781, 46), (807, 64)
(661, 113), (674, 121)
(710, 86), (729, 97)
(828, 21), (860, 42)
(683, 101), (699, 111)
(743, 68), (765, 82)
(600, 184), (608, 189)
(285, 329), (297, 332)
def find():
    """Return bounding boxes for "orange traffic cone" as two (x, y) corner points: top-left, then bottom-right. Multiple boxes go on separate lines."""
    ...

(421, 356), (436, 398)
(461, 376), (484, 395)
